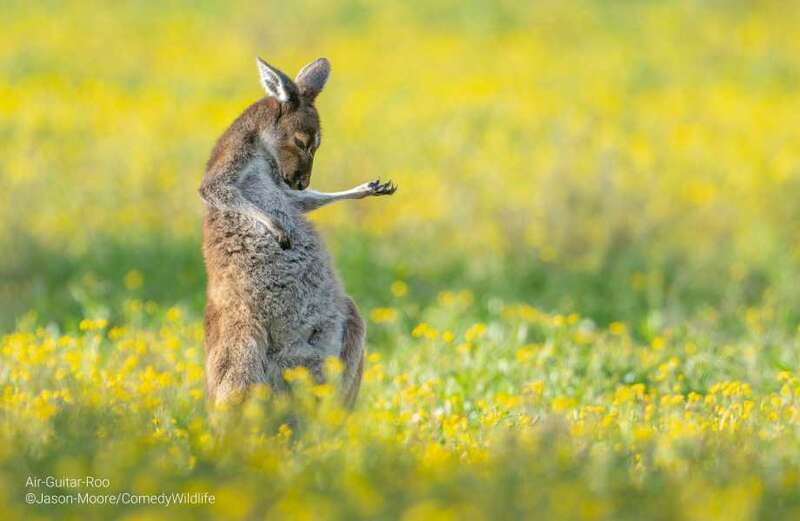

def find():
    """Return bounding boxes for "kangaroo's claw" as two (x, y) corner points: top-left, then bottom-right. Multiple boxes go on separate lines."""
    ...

(370, 179), (397, 196)
(275, 230), (291, 250)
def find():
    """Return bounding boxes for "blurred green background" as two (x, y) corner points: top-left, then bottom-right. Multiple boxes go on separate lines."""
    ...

(2, 0), (799, 333)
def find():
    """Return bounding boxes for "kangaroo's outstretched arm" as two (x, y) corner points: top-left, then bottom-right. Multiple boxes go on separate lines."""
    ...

(199, 161), (293, 249)
(286, 179), (397, 213)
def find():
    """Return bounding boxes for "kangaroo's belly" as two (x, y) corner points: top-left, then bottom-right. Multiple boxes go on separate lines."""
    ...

(203, 211), (346, 360)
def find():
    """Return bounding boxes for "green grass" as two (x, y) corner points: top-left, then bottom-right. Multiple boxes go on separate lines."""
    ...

(4, 1), (800, 519)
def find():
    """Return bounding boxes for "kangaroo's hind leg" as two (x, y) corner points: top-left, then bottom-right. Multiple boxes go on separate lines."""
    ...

(205, 323), (272, 406)
(339, 297), (365, 409)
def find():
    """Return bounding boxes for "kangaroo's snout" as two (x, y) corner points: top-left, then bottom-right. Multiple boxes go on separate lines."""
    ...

(292, 173), (309, 190)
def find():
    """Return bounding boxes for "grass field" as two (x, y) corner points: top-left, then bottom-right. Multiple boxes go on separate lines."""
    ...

(3, 1), (800, 519)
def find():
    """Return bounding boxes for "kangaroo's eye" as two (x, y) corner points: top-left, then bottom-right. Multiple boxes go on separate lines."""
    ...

(293, 136), (306, 149)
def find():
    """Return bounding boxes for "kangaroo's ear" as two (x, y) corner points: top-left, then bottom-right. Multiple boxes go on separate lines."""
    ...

(295, 58), (330, 102)
(256, 57), (298, 105)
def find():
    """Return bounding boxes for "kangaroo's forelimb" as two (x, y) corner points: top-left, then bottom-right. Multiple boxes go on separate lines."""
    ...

(199, 164), (293, 249)
(287, 179), (397, 213)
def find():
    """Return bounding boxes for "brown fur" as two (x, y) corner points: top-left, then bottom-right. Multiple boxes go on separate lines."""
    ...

(199, 58), (389, 409)
(340, 297), (366, 408)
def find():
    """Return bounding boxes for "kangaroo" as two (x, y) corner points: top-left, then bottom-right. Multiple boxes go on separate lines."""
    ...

(199, 56), (396, 408)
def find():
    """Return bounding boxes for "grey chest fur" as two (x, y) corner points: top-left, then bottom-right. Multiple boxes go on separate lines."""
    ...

(204, 206), (346, 360)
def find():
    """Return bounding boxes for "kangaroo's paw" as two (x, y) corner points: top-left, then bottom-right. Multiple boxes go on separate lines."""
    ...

(367, 179), (397, 196)
(274, 228), (291, 250)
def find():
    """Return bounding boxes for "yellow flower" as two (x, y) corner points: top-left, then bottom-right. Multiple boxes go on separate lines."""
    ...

(370, 307), (398, 324)
(166, 307), (182, 322)
(283, 367), (311, 384)
(456, 343), (472, 355)
(108, 326), (126, 340)
(277, 423), (293, 439)
(609, 322), (627, 335)
(312, 384), (335, 398)
(633, 425), (654, 442)
(324, 356), (344, 378)
(516, 346), (537, 362)
(525, 380), (545, 397)
(464, 323), (487, 342)
(412, 323), (438, 340)
(552, 396), (577, 412)
(390, 280), (408, 297)
(79, 319), (108, 331)
(124, 269), (144, 290)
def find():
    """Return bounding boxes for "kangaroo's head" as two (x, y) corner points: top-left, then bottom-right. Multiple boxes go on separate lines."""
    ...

(256, 57), (330, 190)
